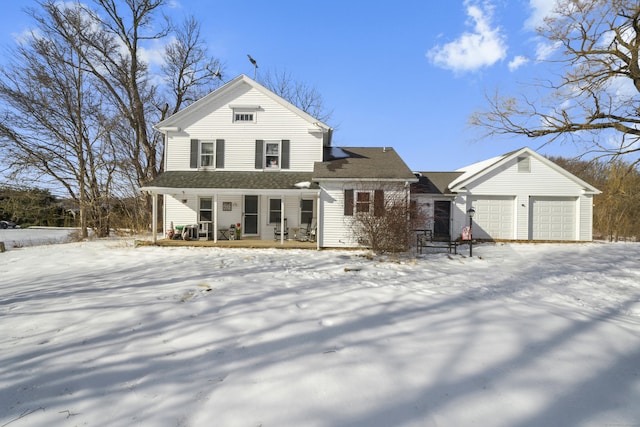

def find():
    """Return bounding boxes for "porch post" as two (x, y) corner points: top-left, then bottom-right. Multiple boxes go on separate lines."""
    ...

(151, 192), (158, 244)
(280, 197), (285, 244)
(213, 193), (219, 243)
(315, 193), (320, 249)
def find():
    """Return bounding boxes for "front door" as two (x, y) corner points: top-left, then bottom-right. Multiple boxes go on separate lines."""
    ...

(244, 195), (258, 235)
(433, 201), (451, 239)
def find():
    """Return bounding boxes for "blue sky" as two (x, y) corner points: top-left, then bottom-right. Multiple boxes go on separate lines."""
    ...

(0, 0), (573, 171)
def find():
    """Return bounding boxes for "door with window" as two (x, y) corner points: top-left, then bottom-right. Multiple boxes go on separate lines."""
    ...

(244, 195), (259, 235)
(198, 197), (213, 239)
(433, 201), (451, 239)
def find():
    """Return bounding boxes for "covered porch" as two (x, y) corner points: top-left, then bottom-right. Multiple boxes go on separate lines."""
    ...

(141, 171), (321, 248)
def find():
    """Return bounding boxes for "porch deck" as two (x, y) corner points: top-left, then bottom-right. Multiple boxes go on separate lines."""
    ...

(136, 237), (318, 250)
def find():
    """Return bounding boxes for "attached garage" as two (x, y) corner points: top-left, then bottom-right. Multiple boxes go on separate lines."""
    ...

(530, 197), (576, 240)
(469, 196), (515, 240)
(420, 147), (600, 242)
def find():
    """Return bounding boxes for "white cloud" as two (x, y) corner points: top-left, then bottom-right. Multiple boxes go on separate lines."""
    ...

(525, 0), (559, 30)
(535, 40), (561, 60)
(427, 0), (507, 73)
(139, 37), (170, 68)
(508, 55), (529, 71)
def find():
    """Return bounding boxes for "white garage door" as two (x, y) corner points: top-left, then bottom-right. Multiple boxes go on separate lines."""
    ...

(530, 197), (576, 240)
(469, 196), (515, 240)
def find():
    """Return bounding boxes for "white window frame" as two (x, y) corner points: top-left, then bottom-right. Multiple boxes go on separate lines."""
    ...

(268, 197), (282, 224)
(234, 112), (254, 122)
(231, 105), (258, 123)
(265, 140), (281, 169)
(200, 141), (215, 168)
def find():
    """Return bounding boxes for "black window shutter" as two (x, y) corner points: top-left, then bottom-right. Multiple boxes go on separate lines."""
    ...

(374, 189), (384, 216)
(190, 139), (199, 169)
(281, 140), (290, 169)
(344, 189), (354, 216)
(215, 139), (225, 168)
(255, 140), (263, 169)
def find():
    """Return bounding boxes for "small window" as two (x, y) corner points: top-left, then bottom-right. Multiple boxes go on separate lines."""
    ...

(200, 141), (215, 167)
(265, 141), (280, 169)
(517, 156), (531, 173)
(356, 192), (370, 213)
(232, 107), (257, 123)
(234, 112), (254, 122)
(269, 198), (281, 223)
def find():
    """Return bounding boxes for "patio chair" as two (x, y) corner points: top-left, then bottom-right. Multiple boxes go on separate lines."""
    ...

(298, 220), (317, 242)
(309, 220), (317, 243)
(274, 218), (288, 240)
(297, 221), (311, 241)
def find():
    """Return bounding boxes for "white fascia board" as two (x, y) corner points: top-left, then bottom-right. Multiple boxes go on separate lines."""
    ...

(155, 126), (181, 133)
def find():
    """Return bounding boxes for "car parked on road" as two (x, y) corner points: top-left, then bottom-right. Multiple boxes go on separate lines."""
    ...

(0, 220), (19, 229)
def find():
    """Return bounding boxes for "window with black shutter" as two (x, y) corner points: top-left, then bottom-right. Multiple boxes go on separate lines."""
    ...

(344, 189), (354, 216)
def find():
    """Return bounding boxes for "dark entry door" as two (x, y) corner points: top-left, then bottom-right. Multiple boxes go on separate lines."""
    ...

(244, 195), (258, 235)
(433, 201), (451, 239)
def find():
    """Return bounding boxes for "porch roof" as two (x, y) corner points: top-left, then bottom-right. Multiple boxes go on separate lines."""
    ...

(142, 171), (319, 191)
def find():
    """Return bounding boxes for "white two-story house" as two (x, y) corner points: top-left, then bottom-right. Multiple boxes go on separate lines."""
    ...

(141, 74), (417, 248)
(142, 74), (599, 247)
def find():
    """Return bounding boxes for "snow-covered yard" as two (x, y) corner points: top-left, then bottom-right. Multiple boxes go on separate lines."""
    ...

(1, 230), (639, 426)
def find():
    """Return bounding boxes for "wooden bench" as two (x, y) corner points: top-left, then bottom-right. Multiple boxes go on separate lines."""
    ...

(416, 230), (458, 254)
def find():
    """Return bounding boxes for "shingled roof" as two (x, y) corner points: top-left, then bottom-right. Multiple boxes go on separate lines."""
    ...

(411, 171), (464, 195)
(313, 147), (416, 181)
(142, 171), (318, 190)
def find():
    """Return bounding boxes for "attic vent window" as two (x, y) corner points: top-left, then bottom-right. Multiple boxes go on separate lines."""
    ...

(517, 156), (531, 173)
(234, 112), (254, 122)
(231, 105), (259, 123)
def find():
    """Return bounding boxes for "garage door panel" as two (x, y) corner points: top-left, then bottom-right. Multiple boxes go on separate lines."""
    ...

(531, 197), (576, 240)
(470, 197), (514, 240)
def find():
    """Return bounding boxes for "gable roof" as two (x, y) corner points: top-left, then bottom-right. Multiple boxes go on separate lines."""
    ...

(411, 172), (464, 195)
(313, 147), (417, 181)
(449, 147), (601, 194)
(154, 74), (331, 133)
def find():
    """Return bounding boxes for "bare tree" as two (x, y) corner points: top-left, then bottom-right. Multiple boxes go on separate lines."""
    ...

(259, 69), (333, 124)
(0, 0), (223, 233)
(0, 3), (117, 237)
(471, 0), (640, 166)
(549, 155), (640, 241)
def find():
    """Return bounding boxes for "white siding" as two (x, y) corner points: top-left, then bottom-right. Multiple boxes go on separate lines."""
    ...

(319, 183), (357, 248)
(318, 181), (411, 249)
(579, 195), (594, 241)
(165, 195), (197, 230)
(165, 82), (323, 172)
